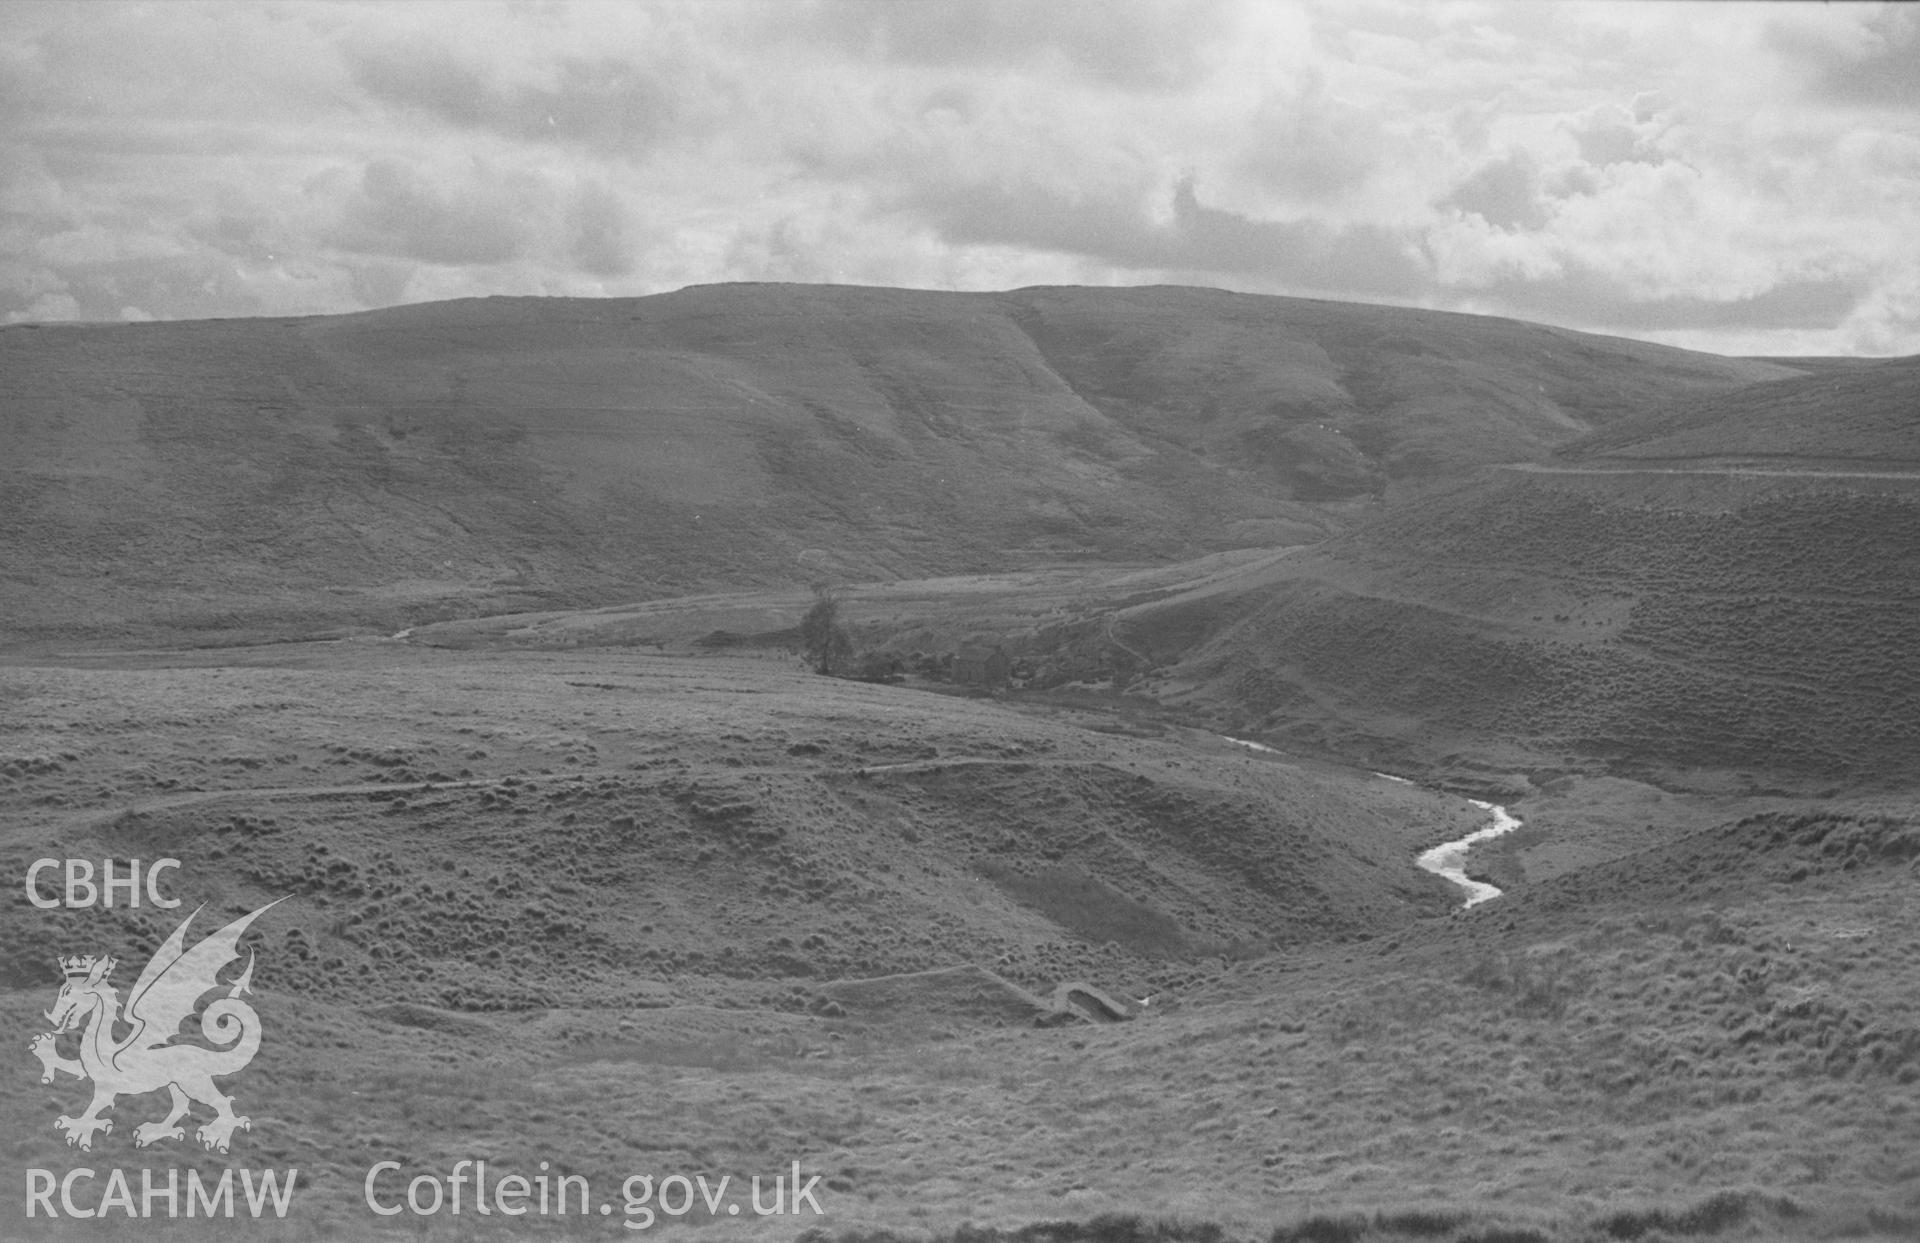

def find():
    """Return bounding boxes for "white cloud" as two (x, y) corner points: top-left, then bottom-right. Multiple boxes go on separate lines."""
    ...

(0, 0), (1913, 354)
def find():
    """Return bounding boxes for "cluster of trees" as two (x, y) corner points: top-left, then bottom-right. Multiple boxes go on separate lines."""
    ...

(799, 588), (902, 684)
(800, 588), (1109, 690)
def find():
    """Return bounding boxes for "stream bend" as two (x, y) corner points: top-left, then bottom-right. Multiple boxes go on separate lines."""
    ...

(1417, 799), (1522, 907)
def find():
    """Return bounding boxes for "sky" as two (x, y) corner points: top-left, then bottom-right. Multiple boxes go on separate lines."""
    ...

(2, 0), (1917, 356)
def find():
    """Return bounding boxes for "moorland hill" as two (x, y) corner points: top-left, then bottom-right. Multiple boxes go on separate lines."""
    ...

(1570, 353), (1920, 465)
(1121, 356), (1920, 788)
(3, 641), (1913, 1237)
(0, 284), (1790, 646)
(0, 646), (1477, 1011)
(404, 334), (1920, 790)
(4, 285), (1917, 1238)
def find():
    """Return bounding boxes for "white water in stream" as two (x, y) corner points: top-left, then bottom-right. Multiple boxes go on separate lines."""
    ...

(1221, 737), (1520, 906)
(1417, 799), (1522, 907)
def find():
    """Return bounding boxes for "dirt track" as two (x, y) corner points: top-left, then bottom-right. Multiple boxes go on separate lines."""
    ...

(1504, 461), (1920, 480)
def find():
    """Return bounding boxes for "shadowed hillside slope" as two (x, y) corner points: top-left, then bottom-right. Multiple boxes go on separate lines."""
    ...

(1128, 357), (1920, 788)
(1569, 353), (1920, 465)
(0, 284), (1790, 646)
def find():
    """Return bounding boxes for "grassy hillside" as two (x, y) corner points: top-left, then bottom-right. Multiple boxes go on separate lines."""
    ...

(0, 644), (1475, 1012)
(3, 642), (1913, 1239)
(0, 642), (1477, 1228)
(1001, 349), (1920, 789)
(0, 284), (1789, 647)
(1143, 468), (1920, 788)
(422, 459), (1920, 789)
(9, 282), (1917, 1237)
(1571, 354), (1920, 464)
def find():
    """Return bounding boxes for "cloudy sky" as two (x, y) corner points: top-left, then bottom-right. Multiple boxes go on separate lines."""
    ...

(3, 1), (1917, 355)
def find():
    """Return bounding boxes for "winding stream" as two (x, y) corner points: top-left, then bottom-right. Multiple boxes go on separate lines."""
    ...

(1222, 738), (1521, 907)
(1417, 799), (1522, 907)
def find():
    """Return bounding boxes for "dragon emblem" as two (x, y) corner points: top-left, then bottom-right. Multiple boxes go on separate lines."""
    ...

(29, 899), (281, 1153)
